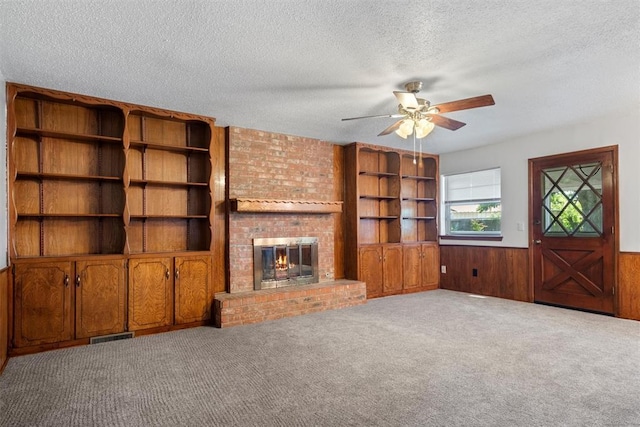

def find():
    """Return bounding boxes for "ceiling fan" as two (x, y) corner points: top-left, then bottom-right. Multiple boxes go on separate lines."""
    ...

(342, 81), (495, 139)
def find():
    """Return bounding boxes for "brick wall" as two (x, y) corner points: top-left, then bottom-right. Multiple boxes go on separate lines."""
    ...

(227, 127), (338, 293)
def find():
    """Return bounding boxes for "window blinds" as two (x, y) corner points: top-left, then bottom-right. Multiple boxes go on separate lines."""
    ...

(445, 168), (501, 203)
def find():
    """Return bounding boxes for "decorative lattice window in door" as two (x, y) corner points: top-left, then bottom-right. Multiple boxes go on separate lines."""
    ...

(542, 162), (603, 237)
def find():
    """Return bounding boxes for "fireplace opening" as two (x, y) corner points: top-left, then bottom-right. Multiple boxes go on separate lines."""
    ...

(253, 237), (319, 290)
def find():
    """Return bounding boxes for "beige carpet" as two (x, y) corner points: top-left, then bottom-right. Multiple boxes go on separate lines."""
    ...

(1, 289), (639, 426)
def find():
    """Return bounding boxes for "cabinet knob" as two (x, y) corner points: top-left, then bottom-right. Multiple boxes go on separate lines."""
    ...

(64, 274), (69, 287)
(175, 268), (180, 280)
(75, 275), (81, 287)
(165, 268), (170, 279)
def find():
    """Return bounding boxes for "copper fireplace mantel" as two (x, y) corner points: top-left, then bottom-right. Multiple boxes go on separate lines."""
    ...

(230, 198), (343, 214)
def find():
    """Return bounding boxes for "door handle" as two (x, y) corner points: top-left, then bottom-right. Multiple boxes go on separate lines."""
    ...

(534, 240), (542, 244)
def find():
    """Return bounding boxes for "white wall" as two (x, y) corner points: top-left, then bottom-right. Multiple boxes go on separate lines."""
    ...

(440, 109), (640, 252)
(0, 78), (7, 268)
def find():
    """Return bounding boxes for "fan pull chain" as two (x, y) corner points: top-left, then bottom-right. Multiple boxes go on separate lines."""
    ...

(412, 130), (417, 165)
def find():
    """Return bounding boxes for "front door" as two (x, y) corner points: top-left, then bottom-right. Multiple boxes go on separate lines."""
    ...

(530, 146), (617, 314)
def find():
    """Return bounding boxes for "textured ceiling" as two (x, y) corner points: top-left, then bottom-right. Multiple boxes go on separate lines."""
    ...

(1, 1), (639, 154)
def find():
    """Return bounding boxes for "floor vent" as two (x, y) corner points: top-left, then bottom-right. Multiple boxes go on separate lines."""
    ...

(90, 332), (135, 344)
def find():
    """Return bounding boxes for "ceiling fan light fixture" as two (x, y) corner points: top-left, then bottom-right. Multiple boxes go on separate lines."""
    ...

(395, 119), (414, 139)
(340, 80), (494, 139)
(415, 119), (435, 139)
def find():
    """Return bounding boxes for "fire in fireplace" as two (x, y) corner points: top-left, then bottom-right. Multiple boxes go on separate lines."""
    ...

(253, 237), (319, 290)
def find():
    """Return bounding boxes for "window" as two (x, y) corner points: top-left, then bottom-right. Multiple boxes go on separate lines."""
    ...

(541, 162), (602, 237)
(442, 168), (501, 236)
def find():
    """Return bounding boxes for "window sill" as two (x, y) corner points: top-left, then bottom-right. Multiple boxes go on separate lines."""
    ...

(439, 235), (504, 242)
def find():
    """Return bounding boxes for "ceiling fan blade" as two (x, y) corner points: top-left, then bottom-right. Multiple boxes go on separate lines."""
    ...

(393, 91), (419, 110)
(432, 94), (495, 114)
(378, 120), (404, 136)
(427, 114), (466, 131)
(342, 113), (405, 121)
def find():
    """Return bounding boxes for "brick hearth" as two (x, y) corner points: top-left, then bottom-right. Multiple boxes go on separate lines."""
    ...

(214, 280), (366, 327)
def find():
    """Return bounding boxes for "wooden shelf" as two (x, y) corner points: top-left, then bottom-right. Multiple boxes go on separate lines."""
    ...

(360, 215), (399, 220)
(17, 213), (121, 218)
(360, 195), (397, 200)
(359, 171), (398, 177)
(402, 175), (436, 180)
(130, 140), (208, 153)
(402, 197), (435, 202)
(402, 216), (436, 220)
(17, 172), (121, 182)
(129, 215), (208, 220)
(16, 126), (122, 144)
(230, 198), (343, 214)
(129, 179), (208, 187)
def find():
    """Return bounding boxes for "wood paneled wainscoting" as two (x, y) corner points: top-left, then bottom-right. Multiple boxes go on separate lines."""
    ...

(1, 267), (8, 374)
(441, 246), (640, 321)
(618, 252), (640, 320)
(439, 245), (531, 302)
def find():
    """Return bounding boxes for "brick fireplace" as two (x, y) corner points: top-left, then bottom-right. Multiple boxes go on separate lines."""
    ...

(213, 127), (366, 327)
(226, 127), (342, 293)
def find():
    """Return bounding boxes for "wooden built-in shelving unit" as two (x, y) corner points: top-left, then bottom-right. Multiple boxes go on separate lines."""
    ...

(6, 83), (224, 355)
(344, 142), (440, 298)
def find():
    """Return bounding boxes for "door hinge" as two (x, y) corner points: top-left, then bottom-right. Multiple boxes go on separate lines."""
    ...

(612, 286), (615, 296)
(611, 226), (614, 235)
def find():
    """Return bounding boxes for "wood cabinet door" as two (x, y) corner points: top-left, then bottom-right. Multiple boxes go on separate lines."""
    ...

(128, 257), (173, 331)
(402, 244), (422, 290)
(75, 259), (126, 339)
(359, 246), (383, 298)
(13, 262), (73, 347)
(421, 243), (440, 288)
(382, 245), (403, 294)
(174, 255), (211, 324)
